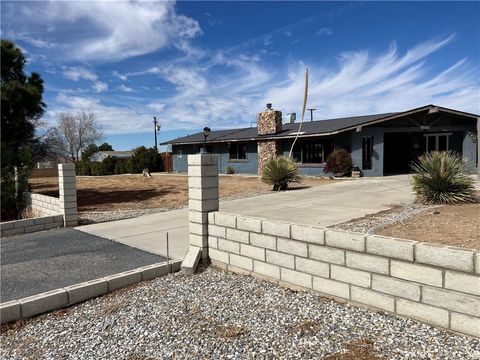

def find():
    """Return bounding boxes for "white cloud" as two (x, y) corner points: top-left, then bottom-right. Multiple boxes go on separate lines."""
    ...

(62, 66), (97, 82)
(48, 36), (478, 135)
(51, 93), (152, 135)
(316, 28), (333, 36)
(5, 0), (202, 62)
(118, 84), (134, 93)
(143, 35), (478, 132)
(111, 70), (128, 81)
(92, 81), (108, 93)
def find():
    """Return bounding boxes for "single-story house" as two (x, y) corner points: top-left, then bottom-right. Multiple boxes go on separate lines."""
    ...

(162, 104), (479, 176)
(89, 151), (134, 163)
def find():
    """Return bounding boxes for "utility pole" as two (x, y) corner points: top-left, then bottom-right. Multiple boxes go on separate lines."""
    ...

(153, 116), (160, 152)
(307, 108), (316, 122)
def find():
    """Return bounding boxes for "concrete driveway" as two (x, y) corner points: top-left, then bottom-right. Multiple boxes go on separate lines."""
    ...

(78, 175), (414, 259)
(0, 229), (165, 302)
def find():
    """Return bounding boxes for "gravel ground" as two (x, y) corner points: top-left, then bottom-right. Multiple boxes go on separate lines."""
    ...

(78, 191), (270, 225)
(78, 208), (170, 225)
(1, 266), (478, 359)
(331, 203), (434, 234)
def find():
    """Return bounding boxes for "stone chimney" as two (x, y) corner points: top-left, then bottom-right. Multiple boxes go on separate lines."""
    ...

(257, 104), (282, 175)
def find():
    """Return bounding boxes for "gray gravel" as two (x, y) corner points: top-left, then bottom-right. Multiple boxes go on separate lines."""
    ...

(332, 202), (435, 234)
(79, 208), (170, 225)
(1, 266), (478, 359)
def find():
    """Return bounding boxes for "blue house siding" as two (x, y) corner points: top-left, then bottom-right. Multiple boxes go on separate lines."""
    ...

(462, 132), (478, 173)
(217, 142), (258, 174)
(351, 127), (384, 177)
(171, 123), (476, 177)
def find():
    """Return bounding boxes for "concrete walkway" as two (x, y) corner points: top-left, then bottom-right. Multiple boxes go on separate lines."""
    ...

(78, 175), (414, 259)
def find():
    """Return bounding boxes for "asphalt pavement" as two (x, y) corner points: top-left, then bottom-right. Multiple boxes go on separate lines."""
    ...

(0, 228), (165, 302)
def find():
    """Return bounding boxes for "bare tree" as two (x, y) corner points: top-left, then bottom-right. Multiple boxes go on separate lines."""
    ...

(49, 112), (103, 162)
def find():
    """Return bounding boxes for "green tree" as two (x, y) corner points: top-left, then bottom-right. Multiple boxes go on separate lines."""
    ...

(127, 146), (161, 173)
(1, 40), (46, 220)
(81, 143), (99, 161)
(98, 142), (113, 151)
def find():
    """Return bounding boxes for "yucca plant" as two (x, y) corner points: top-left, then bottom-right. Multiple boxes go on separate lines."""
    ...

(261, 156), (301, 191)
(411, 151), (476, 204)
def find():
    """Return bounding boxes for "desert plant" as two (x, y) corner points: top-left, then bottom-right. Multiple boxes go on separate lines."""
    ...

(411, 151), (476, 204)
(261, 156), (301, 191)
(324, 148), (352, 176)
(225, 165), (235, 174)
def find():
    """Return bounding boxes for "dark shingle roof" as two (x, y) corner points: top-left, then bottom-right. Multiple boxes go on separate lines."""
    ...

(161, 113), (395, 145)
(161, 104), (479, 145)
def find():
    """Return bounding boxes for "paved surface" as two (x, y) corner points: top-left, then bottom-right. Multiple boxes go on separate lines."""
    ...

(79, 175), (414, 259)
(0, 228), (165, 302)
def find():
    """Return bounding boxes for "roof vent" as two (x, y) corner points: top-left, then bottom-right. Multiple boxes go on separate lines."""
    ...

(286, 112), (296, 124)
(266, 103), (273, 110)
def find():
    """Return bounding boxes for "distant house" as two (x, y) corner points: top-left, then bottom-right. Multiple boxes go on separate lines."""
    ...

(161, 104), (479, 177)
(89, 151), (134, 162)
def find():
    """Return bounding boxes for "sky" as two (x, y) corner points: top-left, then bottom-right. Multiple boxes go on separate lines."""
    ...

(2, 1), (479, 151)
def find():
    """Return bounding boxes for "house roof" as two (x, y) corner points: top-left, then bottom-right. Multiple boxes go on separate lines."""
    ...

(89, 151), (134, 162)
(161, 105), (478, 145)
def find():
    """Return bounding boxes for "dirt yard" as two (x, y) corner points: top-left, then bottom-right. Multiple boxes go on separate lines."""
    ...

(376, 203), (480, 250)
(28, 174), (333, 213)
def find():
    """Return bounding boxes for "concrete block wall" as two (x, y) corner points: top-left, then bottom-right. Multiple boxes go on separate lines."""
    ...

(24, 192), (61, 216)
(0, 215), (64, 237)
(1, 163), (78, 237)
(58, 163), (78, 227)
(187, 154), (219, 259)
(207, 212), (480, 338)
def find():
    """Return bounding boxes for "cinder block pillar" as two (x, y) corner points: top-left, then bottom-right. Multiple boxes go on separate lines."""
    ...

(182, 154), (219, 274)
(58, 163), (78, 227)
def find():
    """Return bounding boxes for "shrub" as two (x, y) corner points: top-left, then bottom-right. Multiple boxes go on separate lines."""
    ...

(127, 146), (161, 174)
(114, 159), (128, 174)
(411, 151), (476, 204)
(76, 161), (92, 176)
(101, 156), (117, 175)
(324, 148), (352, 176)
(261, 156), (301, 191)
(225, 165), (235, 174)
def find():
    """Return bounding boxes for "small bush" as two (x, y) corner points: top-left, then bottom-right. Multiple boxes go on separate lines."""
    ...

(127, 146), (161, 174)
(324, 148), (352, 176)
(114, 160), (128, 174)
(261, 156), (301, 191)
(411, 151), (476, 204)
(225, 165), (235, 174)
(76, 161), (92, 176)
(102, 156), (117, 175)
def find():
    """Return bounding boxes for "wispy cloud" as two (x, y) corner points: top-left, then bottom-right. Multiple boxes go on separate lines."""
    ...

(62, 66), (97, 82)
(42, 35), (480, 135)
(92, 81), (108, 93)
(118, 84), (134, 93)
(315, 28), (333, 36)
(3, 0), (202, 62)
(111, 70), (128, 81)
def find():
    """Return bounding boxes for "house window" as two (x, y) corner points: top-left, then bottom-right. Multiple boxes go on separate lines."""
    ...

(425, 133), (451, 152)
(177, 150), (183, 158)
(362, 137), (373, 170)
(229, 143), (247, 160)
(292, 139), (334, 164)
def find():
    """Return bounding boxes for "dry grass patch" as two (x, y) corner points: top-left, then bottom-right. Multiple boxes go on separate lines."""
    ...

(324, 338), (385, 360)
(377, 202), (480, 250)
(214, 324), (248, 338)
(28, 174), (334, 212)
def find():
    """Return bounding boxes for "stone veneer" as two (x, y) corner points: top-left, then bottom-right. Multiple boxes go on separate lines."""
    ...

(207, 211), (480, 338)
(257, 109), (282, 174)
